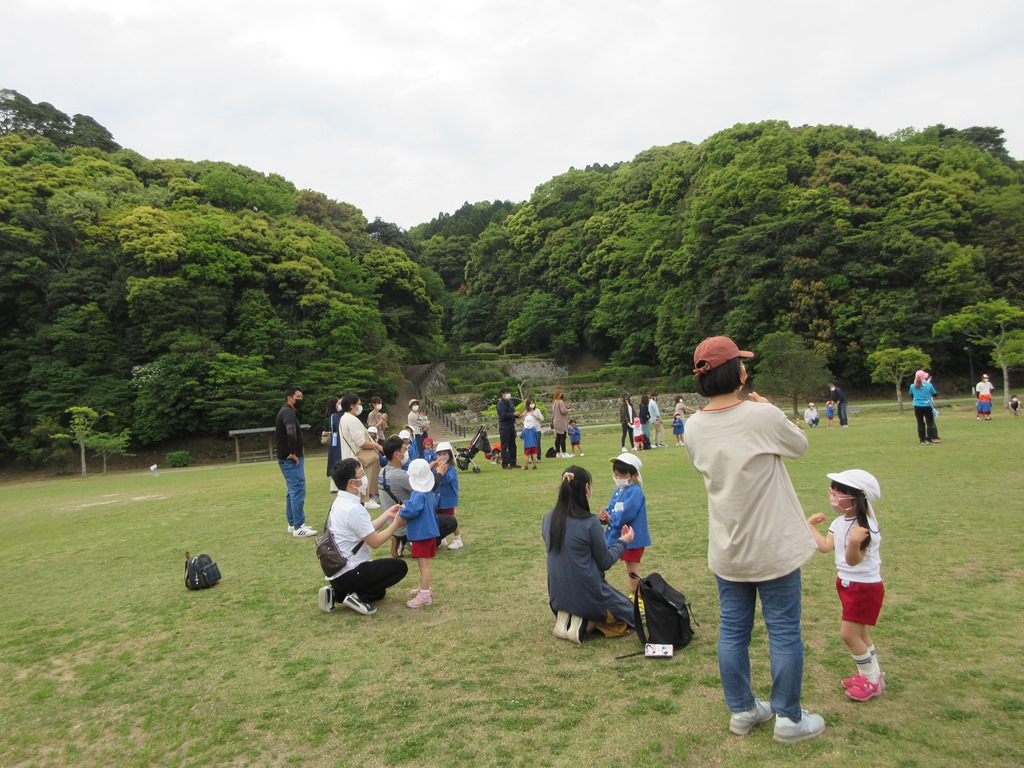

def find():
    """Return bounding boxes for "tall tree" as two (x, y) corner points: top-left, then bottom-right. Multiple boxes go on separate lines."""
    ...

(753, 332), (832, 416)
(866, 347), (931, 412)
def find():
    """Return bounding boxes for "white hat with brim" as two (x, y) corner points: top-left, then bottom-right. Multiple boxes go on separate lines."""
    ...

(435, 441), (453, 454)
(826, 469), (881, 502)
(398, 430), (412, 440)
(407, 459), (435, 493)
(610, 451), (643, 485)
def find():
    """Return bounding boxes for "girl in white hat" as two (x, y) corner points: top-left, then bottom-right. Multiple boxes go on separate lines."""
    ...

(806, 469), (885, 702)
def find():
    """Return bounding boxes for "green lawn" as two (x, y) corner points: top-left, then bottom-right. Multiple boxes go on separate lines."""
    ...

(2, 409), (1022, 767)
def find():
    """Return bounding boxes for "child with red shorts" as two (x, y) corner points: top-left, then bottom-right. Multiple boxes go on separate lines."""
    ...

(432, 442), (464, 550)
(401, 459), (441, 608)
(807, 469), (886, 701)
(598, 452), (651, 604)
(632, 416), (645, 450)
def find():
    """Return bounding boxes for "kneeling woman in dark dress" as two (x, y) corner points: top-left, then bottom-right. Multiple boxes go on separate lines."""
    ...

(542, 465), (635, 643)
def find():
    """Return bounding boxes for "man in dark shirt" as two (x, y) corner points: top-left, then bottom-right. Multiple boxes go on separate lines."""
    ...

(829, 383), (849, 427)
(497, 386), (520, 469)
(276, 386), (316, 537)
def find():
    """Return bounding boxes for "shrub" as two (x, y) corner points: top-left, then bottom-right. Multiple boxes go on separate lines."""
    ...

(437, 401), (466, 414)
(166, 450), (192, 468)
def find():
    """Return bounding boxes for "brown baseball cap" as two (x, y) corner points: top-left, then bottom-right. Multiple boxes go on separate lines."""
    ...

(693, 336), (754, 375)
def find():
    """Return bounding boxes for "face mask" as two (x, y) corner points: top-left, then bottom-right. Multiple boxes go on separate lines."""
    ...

(355, 405), (363, 416)
(355, 475), (368, 493)
(293, 398), (303, 409)
(412, 405), (420, 412)
(503, 393), (511, 400)
(336, 402), (343, 412)
(614, 477), (629, 489)
(374, 404), (382, 411)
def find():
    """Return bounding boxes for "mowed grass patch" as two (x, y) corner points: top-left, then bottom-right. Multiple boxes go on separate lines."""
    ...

(1, 409), (1022, 767)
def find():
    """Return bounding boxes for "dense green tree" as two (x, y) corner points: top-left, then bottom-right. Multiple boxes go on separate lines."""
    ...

(867, 347), (932, 412)
(752, 332), (832, 416)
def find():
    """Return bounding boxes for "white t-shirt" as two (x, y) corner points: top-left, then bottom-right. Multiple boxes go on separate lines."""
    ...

(827, 514), (882, 582)
(975, 381), (994, 396)
(325, 490), (374, 579)
(686, 400), (816, 582)
(804, 407), (818, 423)
(523, 408), (544, 430)
(339, 412), (369, 460)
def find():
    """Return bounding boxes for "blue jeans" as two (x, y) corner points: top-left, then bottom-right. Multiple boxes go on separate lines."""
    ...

(837, 402), (848, 426)
(715, 569), (804, 721)
(278, 457), (306, 528)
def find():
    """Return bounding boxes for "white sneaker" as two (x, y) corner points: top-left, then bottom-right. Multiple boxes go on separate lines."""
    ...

(438, 538), (449, 548)
(729, 699), (773, 735)
(341, 593), (377, 615)
(579, 452), (584, 456)
(293, 526), (317, 537)
(447, 537), (464, 550)
(773, 710), (826, 743)
(318, 586), (334, 613)
(287, 525), (295, 534)
(365, 500), (381, 509)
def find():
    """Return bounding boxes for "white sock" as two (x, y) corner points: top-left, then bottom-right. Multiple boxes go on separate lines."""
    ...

(853, 651), (880, 682)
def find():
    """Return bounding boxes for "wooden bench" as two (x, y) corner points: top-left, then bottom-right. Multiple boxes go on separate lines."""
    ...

(227, 425), (311, 463)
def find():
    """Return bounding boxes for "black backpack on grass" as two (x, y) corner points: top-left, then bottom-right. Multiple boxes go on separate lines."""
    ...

(634, 572), (696, 649)
(184, 551), (221, 590)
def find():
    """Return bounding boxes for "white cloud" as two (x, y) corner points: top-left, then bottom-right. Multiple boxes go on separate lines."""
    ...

(4, 0), (1022, 227)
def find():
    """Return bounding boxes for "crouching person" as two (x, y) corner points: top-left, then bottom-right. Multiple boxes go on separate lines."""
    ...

(319, 458), (408, 616)
(542, 465), (636, 644)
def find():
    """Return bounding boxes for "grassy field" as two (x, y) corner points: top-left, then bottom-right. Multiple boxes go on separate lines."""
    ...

(2, 407), (1022, 767)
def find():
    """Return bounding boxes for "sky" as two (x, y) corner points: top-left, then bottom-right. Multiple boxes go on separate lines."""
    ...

(4, 0), (1023, 229)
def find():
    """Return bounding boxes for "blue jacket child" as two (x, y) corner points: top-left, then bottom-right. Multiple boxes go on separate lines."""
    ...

(399, 488), (440, 543)
(435, 461), (459, 510)
(603, 482), (651, 551)
(567, 424), (581, 445)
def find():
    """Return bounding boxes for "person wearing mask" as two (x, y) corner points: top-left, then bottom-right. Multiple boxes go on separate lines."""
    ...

(829, 383), (849, 427)
(407, 399), (430, 455)
(338, 393), (384, 508)
(367, 396), (389, 436)
(276, 386), (316, 537)
(649, 392), (666, 447)
(618, 393), (634, 451)
(497, 387), (520, 469)
(317, 458), (408, 616)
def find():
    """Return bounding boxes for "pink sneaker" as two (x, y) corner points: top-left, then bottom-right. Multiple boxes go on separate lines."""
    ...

(842, 673), (869, 689)
(846, 674), (886, 701)
(407, 590), (433, 608)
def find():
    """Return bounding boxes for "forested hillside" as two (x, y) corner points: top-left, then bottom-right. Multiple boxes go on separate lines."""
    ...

(2, 87), (1023, 462)
(0, 90), (445, 457)
(412, 122), (1024, 382)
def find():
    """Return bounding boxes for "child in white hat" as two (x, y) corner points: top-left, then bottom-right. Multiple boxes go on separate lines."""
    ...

(806, 469), (885, 701)
(401, 459), (441, 608)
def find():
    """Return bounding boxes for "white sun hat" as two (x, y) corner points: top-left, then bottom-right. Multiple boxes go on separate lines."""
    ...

(407, 459), (435, 493)
(398, 429), (412, 440)
(435, 441), (453, 454)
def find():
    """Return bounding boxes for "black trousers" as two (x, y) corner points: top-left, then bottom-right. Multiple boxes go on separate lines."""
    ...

(554, 431), (567, 454)
(913, 405), (938, 442)
(330, 558), (408, 603)
(499, 424), (518, 467)
(620, 422), (631, 448)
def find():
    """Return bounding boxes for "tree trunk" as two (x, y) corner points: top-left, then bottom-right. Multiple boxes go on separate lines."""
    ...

(895, 381), (904, 414)
(78, 439), (87, 477)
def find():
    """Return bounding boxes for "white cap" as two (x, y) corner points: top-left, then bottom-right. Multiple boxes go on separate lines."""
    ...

(610, 451), (642, 471)
(826, 470), (881, 502)
(398, 429), (412, 440)
(367, 425), (378, 434)
(407, 458), (435, 493)
(435, 441), (453, 453)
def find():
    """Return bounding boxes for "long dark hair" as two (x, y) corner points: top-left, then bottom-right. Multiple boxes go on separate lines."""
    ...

(324, 397), (339, 419)
(831, 480), (878, 550)
(547, 465), (593, 554)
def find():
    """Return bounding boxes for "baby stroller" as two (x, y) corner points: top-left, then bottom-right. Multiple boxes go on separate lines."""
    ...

(456, 426), (491, 473)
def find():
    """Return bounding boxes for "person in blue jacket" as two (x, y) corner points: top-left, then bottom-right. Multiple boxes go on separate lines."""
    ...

(401, 459), (441, 608)
(399, 429), (419, 469)
(908, 370), (939, 445)
(433, 441), (464, 550)
(421, 437), (438, 464)
(598, 451), (651, 602)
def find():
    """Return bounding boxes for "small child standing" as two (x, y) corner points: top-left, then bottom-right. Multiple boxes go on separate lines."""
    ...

(421, 437), (438, 464)
(807, 469), (885, 701)
(401, 459), (441, 608)
(567, 419), (583, 457)
(632, 416), (645, 451)
(599, 453), (651, 603)
(672, 411), (685, 446)
(824, 400), (836, 428)
(432, 442), (464, 550)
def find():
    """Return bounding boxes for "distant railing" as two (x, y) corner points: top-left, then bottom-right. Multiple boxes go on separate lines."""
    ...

(412, 362), (466, 437)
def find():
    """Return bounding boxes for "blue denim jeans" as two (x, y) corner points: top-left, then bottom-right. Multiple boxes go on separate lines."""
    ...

(278, 457), (306, 528)
(715, 569), (804, 721)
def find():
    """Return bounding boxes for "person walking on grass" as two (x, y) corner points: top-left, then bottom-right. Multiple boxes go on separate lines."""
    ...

(806, 470), (886, 702)
(276, 386), (316, 538)
(318, 459), (408, 616)
(401, 459), (442, 608)
(685, 336), (824, 744)
(649, 392), (666, 447)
